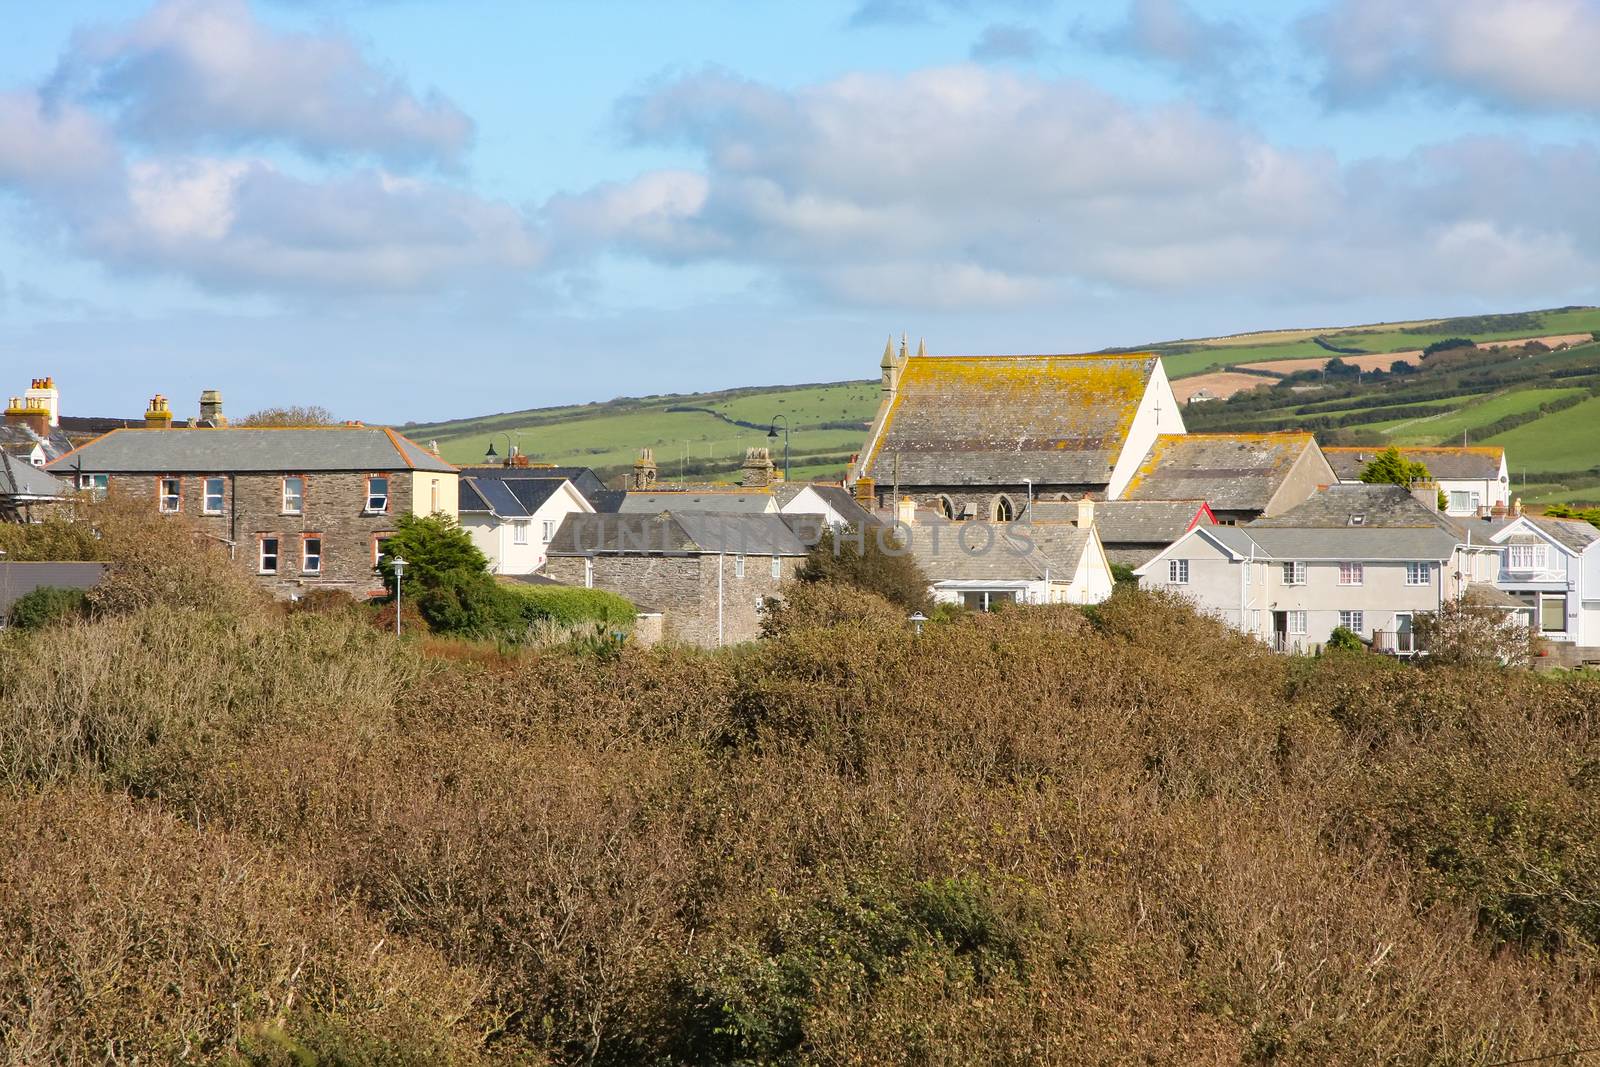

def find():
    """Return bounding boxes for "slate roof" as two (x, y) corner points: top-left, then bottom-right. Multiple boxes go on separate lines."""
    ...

(1246, 483), (1455, 531)
(46, 427), (456, 474)
(773, 483), (879, 526)
(1479, 515), (1600, 554)
(1241, 526), (1461, 561)
(863, 354), (1161, 486)
(619, 491), (776, 514)
(547, 511), (814, 557)
(1122, 433), (1321, 512)
(0, 452), (68, 499)
(0, 423), (74, 462)
(1027, 498), (1209, 543)
(0, 562), (105, 615)
(1019, 523), (1095, 581)
(460, 464), (609, 505)
(1323, 445), (1505, 482)
(904, 522), (1057, 583)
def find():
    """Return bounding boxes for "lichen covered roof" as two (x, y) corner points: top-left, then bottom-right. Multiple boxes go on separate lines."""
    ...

(1121, 432), (1317, 512)
(1323, 445), (1504, 482)
(864, 354), (1159, 486)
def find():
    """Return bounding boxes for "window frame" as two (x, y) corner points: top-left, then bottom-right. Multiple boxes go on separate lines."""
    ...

(301, 533), (323, 576)
(1405, 561), (1430, 586)
(365, 474), (390, 514)
(734, 554), (746, 579)
(259, 534), (281, 575)
(1282, 561), (1306, 586)
(1288, 610), (1307, 635)
(542, 519), (556, 542)
(1541, 593), (1568, 634)
(202, 476), (225, 515)
(157, 476), (182, 513)
(1168, 558), (1189, 585)
(281, 475), (306, 516)
(1506, 543), (1547, 573)
(1338, 609), (1365, 634)
(512, 520), (530, 545)
(78, 473), (109, 499)
(770, 555), (782, 579)
(1338, 561), (1364, 586)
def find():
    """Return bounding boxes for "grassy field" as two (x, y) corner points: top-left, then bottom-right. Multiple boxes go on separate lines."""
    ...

(405, 307), (1600, 488)
(1489, 394), (1600, 473)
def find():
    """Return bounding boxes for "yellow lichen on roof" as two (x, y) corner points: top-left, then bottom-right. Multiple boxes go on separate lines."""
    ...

(1122, 431), (1312, 497)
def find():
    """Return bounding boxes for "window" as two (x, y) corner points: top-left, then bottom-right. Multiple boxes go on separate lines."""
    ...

(513, 521), (529, 545)
(542, 519), (556, 541)
(372, 533), (395, 567)
(158, 477), (181, 513)
(1282, 561), (1306, 585)
(1169, 559), (1189, 584)
(1338, 610), (1365, 633)
(1348, 514), (1365, 527)
(259, 536), (280, 574)
(1449, 490), (1473, 513)
(203, 477), (225, 515)
(1288, 610), (1307, 635)
(302, 535), (322, 575)
(583, 557), (594, 588)
(1506, 543), (1547, 572)
(1405, 562), (1430, 586)
(734, 554), (746, 578)
(993, 495), (1015, 523)
(282, 476), (304, 514)
(937, 495), (955, 520)
(770, 556), (782, 579)
(365, 476), (389, 513)
(1338, 562), (1364, 586)
(78, 473), (108, 499)
(1541, 594), (1568, 634)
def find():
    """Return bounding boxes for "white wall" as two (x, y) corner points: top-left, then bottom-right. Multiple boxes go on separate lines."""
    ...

(471, 481), (595, 575)
(1106, 359), (1187, 500)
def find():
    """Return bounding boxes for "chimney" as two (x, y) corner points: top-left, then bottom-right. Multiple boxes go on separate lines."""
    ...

(631, 447), (657, 490)
(1075, 493), (1095, 528)
(22, 377), (59, 427)
(741, 446), (775, 488)
(197, 389), (226, 427)
(854, 476), (876, 506)
(896, 496), (917, 526)
(1409, 479), (1439, 512)
(144, 394), (173, 429)
(4, 391), (50, 437)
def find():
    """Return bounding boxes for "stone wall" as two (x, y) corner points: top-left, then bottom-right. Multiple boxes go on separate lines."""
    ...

(543, 551), (800, 646)
(105, 470), (412, 597)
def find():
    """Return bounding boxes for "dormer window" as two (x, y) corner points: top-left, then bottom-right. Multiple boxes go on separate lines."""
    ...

(1506, 543), (1547, 572)
(1348, 514), (1365, 526)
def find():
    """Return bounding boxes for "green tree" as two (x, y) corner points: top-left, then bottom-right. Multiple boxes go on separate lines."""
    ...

(375, 513), (488, 596)
(8, 586), (88, 629)
(1359, 447), (1432, 489)
(794, 525), (931, 613)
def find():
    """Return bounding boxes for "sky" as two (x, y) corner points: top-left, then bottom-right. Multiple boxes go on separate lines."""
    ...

(1, 0), (1598, 423)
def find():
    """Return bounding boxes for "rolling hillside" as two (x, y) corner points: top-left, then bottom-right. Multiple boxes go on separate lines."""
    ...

(405, 305), (1600, 501)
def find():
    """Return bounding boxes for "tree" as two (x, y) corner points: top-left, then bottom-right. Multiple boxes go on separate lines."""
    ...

(1359, 447), (1431, 489)
(1422, 337), (1475, 358)
(235, 405), (339, 427)
(375, 513), (488, 596)
(794, 525), (931, 613)
(1413, 591), (1533, 668)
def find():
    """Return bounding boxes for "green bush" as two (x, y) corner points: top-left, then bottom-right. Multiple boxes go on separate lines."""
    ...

(795, 526), (931, 612)
(501, 583), (635, 628)
(1325, 626), (1364, 652)
(8, 586), (89, 630)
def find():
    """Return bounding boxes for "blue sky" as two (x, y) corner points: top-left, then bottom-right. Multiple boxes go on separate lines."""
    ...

(2, 0), (1598, 423)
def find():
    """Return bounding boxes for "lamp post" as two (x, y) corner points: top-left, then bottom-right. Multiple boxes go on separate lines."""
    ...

(482, 432), (520, 466)
(767, 415), (790, 482)
(1022, 478), (1033, 521)
(391, 556), (408, 636)
(908, 611), (928, 635)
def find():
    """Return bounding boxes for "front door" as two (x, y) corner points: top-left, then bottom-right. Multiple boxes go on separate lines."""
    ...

(1272, 611), (1288, 651)
(1394, 612), (1413, 655)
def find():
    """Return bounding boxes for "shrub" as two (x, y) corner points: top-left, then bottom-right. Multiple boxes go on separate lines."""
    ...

(759, 580), (905, 638)
(1325, 625), (1364, 652)
(502, 583), (636, 628)
(794, 525), (931, 612)
(1413, 592), (1533, 667)
(7, 586), (88, 630)
(375, 512), (488, 595)
(1423, 337), (1475, 357)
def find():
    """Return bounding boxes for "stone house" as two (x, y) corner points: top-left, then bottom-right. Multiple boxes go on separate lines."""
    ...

(1324, 445), (1510, 517)
(849, 336), (1186, 516)
(47, 402), (457, 597)
(1119, 432), (1336, 524)
(543, 510), (817, 646)
(458, 473), (594, 575)
(1135, 483), (1495, 654)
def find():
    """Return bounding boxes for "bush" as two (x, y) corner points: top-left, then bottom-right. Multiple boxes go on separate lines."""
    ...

(1413, 592), (1533, 668)
(794, 525), (931, 612)
(375, 512), (487, 595)
(1423, 337), (1475, 357)
(759, 580), (906, 638)
(7, 586), (88, 630)
(1326, 626), (1364, 652)
(502, 583), (636, 628)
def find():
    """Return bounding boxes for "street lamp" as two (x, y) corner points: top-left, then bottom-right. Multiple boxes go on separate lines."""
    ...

(482, 431), (520, 466)
(908, 610), (928, 635)
(767, 415), (790, 482)
(391, 556), (408, 636)
(1022, 478), (1033, 521)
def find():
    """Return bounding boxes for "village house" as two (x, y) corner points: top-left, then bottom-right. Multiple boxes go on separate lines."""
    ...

(1135, 483), (1491, 654)
(620, 447), (877, 527)
(1119, 432), (1336, 524)
(849, 336), (1186, 515)
(543, 510), (816, 646)
(1026, 497), (1216, 568)
(1324, 445), (1510, 517)
(47, 394), (457, 597)
(458, 472), (594, 574)
(1473, 511), (1600, 665)
(2, 378), (74, 466)
(0, 452), (68, 522)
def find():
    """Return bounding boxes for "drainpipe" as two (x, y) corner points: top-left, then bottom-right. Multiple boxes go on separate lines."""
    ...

(716, 551), (725, 647)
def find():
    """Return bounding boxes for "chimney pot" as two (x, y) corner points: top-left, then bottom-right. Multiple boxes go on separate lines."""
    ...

(1075, 493), (1095, 528)
(896, 496), (917, 527)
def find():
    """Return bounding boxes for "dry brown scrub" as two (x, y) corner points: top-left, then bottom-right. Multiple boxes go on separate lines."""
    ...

(3, 588), (1600, 1064)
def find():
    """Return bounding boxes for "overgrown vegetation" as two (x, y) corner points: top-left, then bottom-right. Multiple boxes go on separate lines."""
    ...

(792, 524), (931, 613)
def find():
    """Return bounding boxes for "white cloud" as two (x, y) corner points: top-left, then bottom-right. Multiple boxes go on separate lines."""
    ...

(53, 0), (473, 166)
(1304, 0), (1600, 113)
(1087, 0), (1251, 76)
(551, 65), (1600, 309)
(0, 91), (120, 192)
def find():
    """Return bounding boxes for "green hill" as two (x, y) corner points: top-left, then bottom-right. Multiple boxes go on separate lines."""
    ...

(406, 306), (1600, 499)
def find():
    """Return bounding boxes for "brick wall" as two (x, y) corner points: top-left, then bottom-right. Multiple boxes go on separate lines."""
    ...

(105, 470), (412, 597)
(544, 551), (800, 646)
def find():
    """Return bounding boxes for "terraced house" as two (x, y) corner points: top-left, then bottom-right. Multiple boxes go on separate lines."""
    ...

(48, 399), (457, 597)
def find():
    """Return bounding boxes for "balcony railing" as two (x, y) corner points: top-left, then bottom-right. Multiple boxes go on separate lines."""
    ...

(1372, 629), (1421, 656)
